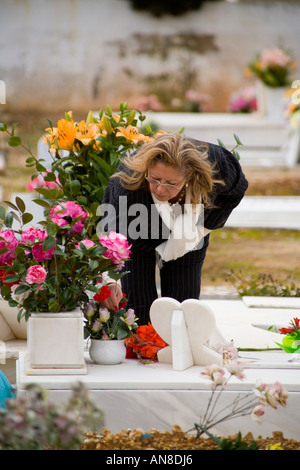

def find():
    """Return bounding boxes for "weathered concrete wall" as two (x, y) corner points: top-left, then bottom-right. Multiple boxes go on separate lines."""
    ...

(0, 0), (300, 114)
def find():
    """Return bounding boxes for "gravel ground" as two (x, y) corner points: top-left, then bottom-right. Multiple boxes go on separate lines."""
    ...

(81, 426), (300, 450)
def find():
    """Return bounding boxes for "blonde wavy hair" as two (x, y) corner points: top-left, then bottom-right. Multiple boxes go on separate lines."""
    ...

(113, 133), (224, 206)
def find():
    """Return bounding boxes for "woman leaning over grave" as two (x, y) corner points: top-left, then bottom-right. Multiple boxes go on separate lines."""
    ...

(99, 133), (248, 325)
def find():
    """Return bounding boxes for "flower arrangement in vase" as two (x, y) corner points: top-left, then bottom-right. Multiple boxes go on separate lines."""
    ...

(0, 194), (132, 373)
(228, 87), (257, 114)
(83, 286), (138, 364)
(246, 46), (297, 88)
(0, 198), (131, 322)
(246, 46), (297, 119)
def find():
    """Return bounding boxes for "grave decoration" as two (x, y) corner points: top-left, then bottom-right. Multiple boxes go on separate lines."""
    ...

(276, 317), (300, 354)
(149, 297), (230, 370)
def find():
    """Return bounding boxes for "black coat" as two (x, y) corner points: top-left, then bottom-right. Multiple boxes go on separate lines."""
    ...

(101, 140), (248, 246)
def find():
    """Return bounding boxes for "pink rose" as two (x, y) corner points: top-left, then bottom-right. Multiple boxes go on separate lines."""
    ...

(75, 238), (95, 250)
(99, 231), (131, 270)
(21, 228), (55, 262)
(0, 230), (19, 264)
(26, 265), (47, 284)
(260, 47), (291, 69)
(49, 201), (87, 234)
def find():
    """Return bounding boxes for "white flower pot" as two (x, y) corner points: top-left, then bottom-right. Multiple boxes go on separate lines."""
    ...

(256, 81), (287, 120)
(27, 309), (87, 375)
(89, 338), (126, 365)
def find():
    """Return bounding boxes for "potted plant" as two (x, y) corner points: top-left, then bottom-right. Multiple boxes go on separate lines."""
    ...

(83, 287), (138, 365)
(0, 196), (132, 374)
(246, 46), (297, 119)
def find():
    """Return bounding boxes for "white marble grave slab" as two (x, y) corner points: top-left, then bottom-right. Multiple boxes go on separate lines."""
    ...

(16, 352), (300, 439)
(243, 296), (300, 309)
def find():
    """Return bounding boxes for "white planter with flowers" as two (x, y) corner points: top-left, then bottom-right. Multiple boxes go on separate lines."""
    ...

(247, 46), (295, 121)
(0, 197), (132, 375)
(83, 285), (138, 365)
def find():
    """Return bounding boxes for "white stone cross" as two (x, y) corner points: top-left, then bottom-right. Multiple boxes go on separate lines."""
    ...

(150, 297), (226, 370)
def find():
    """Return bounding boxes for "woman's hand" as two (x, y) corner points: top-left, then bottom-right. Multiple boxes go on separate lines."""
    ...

(103, 283), (123, 311)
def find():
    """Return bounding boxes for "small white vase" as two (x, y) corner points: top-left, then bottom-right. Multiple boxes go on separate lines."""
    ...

(89, 339), (126, 365)
(27, 309), (86, 375)
(256, 81), (287, 120)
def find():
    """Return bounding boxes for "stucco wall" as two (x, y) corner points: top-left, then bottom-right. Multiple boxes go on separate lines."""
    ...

(0, 0), (300, 114)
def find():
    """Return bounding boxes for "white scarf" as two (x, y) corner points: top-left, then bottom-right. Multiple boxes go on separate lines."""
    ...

(152, 190), (209, 264)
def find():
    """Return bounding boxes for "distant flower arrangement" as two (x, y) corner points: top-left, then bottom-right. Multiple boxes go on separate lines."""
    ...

(228, 87), (257, 113)
(276, 317), (300, 353)
(246, 46), (297, 87)
(284, 84), (300, 128)
(171, 89), (213, 113)
(134, 94), (163, 112)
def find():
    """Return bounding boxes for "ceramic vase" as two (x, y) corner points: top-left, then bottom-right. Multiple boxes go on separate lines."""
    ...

(256, 81), (287, 120)
(89, 338), (126, 365)
(27, 309), (87, 375)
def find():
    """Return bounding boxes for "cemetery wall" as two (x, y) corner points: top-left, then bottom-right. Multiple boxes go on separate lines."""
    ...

(0, 0), (300, 114)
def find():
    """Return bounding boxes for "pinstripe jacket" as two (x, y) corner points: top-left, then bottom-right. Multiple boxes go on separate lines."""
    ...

(101, 140), (248, 252)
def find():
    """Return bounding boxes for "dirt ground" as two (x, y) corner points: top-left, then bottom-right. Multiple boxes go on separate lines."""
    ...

(201, 166), (300, 287)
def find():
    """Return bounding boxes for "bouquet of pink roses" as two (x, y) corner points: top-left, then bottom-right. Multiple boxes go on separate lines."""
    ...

(0, 197), (131, 321)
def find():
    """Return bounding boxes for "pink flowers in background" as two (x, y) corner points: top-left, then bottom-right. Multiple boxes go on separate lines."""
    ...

(50, 201), (87, 234)
(134, 95), (163, 112)
(171, 90), (213, 113)
(99, 231), (132, 270)
(27, 172), (60, 192)
(228, 87), (257, 113)
(26, 265), (47, 284)
(260, 47), (292, 69)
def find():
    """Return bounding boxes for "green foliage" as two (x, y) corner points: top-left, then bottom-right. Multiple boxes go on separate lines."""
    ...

(217, 133), (243, 161)
(217, 432), (259, 450)
(1, 103), (153, 236)
(230, 272), (300, 297)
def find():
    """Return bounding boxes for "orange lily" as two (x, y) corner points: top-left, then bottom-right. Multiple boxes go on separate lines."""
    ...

(43, 118), (77, 151)
(116, 125), (150, 144)
(76, 120), (101, 146)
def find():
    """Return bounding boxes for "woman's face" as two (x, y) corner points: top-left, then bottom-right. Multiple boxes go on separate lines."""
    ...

(146, 162), (186, 202)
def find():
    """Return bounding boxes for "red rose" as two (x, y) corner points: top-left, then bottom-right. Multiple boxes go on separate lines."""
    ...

(93, 285), (111, 302)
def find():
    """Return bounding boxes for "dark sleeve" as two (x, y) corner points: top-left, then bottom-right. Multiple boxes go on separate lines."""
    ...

(203, 143), (248, 230)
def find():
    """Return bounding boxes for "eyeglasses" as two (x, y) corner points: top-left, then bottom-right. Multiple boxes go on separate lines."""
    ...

(145, 176), (184, 191)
